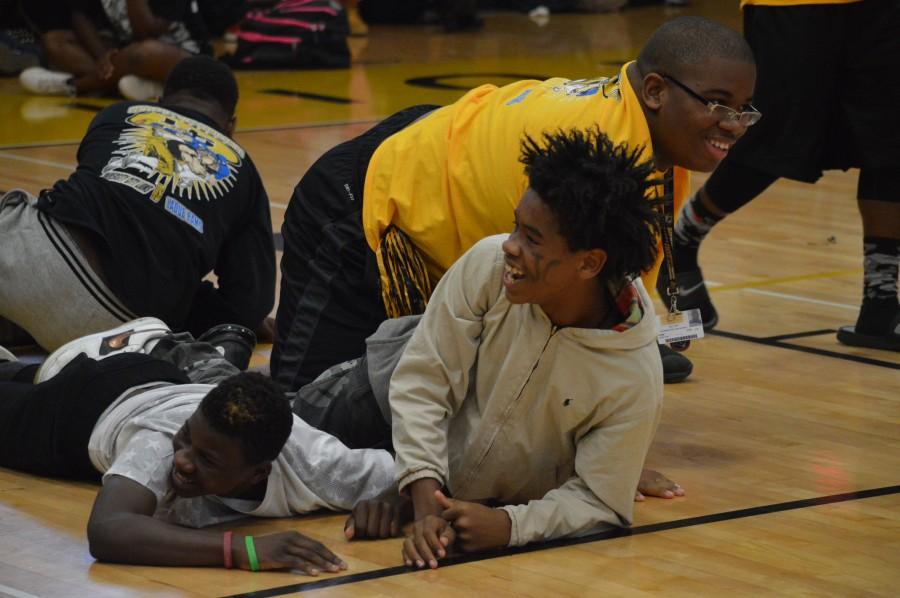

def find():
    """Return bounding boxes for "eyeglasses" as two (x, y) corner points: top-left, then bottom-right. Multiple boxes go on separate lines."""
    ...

(662, 75), (762, 127)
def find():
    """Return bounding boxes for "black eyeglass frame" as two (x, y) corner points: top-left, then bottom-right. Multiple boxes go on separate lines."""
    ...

(662, 74), (762, 127)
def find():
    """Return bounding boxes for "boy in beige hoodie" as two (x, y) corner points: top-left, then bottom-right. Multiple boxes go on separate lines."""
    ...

(323, 128), (673, 566)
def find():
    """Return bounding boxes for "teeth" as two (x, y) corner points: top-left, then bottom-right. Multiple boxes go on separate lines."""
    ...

(505, 264), (523, 278)
(709, 139), (731, 151)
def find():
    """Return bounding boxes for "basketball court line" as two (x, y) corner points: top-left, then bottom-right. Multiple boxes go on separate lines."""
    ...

(259, 89), (357, 104)
(708, 270), (862, 293)
(223, 485), (900, 598)
(709, 329), (900, 370)
(0, 583), (42, 598)
(744, 288), (858, 311)
(0, 152), (72, 170)
(0, 118), (383, 151)
(762, 328), (836, 342)
(0, 154), (288, 210)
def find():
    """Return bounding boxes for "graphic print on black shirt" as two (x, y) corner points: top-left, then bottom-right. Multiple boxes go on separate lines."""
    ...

(100, 105), (244, 233)
(39, 101), (275, 334)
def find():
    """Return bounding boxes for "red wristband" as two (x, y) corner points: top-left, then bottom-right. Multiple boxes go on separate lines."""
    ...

(223, 531), (234, 569)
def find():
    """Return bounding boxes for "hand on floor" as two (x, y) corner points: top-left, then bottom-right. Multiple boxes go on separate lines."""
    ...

(635, 468), (684, 501)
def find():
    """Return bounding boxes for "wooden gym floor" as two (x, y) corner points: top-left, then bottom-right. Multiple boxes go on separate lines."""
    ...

(1, 1), (898, 595)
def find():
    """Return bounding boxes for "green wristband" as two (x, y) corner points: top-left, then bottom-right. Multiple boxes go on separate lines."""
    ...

(245, 535), (260, 572)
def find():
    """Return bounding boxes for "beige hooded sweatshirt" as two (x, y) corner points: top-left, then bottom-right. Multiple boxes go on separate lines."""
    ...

(391, 235), (664, 546)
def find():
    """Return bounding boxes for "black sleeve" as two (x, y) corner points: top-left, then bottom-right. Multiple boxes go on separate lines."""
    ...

(182, 166), (276, 336)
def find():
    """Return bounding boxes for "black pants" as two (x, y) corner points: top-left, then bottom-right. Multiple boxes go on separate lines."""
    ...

(0, 353), (188, 480)
(271, 104), (437, 391)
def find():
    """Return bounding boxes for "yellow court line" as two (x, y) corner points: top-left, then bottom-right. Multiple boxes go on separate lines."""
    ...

(709, 269), (862, 293)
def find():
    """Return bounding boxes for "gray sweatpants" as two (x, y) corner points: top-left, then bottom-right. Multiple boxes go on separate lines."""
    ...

(0, 190), (134, 350)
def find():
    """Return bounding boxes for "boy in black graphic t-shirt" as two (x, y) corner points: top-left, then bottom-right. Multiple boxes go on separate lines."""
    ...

(0, 56), (275, 352)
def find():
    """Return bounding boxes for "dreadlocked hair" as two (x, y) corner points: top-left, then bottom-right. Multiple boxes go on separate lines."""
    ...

(200, 372), (292, 464)
(520, 127), (663, 282)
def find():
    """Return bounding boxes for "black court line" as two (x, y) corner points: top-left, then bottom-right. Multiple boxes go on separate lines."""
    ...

(65, 102), (104, 113)
(224, 485), (900, 598)
(238, 118), (382, 136)
(260, 89), (357, 105)
(710, 329), (900, 371)
(762, 328), (836, 342)
(406, 73), (550, 91)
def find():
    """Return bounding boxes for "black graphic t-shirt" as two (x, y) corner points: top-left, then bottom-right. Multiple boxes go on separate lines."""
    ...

(39, 102), (275, 335)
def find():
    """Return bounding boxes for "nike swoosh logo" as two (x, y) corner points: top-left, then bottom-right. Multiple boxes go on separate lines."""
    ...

(678, 281), (706, 296)
(99, 330), (134, 355)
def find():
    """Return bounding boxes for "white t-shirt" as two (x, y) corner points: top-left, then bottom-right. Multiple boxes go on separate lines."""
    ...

(87, 383), (395, 528)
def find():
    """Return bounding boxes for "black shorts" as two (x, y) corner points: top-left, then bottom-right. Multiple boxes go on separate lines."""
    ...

(728, 0), (900, 183)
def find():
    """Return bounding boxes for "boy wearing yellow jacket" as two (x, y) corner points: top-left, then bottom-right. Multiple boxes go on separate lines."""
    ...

(272, 16), (758, 390)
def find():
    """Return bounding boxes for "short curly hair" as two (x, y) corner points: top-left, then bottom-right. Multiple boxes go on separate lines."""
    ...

(162, 56), (239, 118)
(637, 16), (754, 77)
(200, 372), (292, 463)
(520, 127), (662, 282)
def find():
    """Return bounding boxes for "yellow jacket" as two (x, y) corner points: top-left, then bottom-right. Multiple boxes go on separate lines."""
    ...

(363, 62), (688, 298)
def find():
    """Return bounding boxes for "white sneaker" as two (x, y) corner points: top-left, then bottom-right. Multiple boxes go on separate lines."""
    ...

(118, 75), (164, 101)
(35, 317), (172, 383)
(0, 345), (16, 363)
(19, 66), (75, 96)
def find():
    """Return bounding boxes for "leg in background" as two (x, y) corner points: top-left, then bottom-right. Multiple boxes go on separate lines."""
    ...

(290, 356), (392, 451)
(41, 29), (98, 78)
(658, 159), (778, 330)
(0, 352), (188, 479)
(837, 169), (900, 351)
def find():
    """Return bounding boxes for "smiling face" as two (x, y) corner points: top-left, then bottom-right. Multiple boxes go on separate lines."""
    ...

(501, 190), (607, 324)
(169, 410), (270, 499)
(641, 57), (756, 172)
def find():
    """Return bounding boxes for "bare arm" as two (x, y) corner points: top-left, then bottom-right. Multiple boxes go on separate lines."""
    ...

(87, 475), (346, 573)
(126, 0), (172, 39)
(88, 475), (224, 566)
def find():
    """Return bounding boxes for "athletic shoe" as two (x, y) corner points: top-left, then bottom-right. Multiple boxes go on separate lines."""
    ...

(118, 75), (164, 101)
(0, 345), (16, 363)
(197, 323), (257, 371)
(35, 317), (172, 383)
(655, 266), (719, 330)
(658, 343), (693, 384)
(837, 310), (900, 352)
(19, 66), (75, 96)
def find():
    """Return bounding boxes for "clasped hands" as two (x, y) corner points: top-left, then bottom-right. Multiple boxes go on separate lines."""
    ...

(344, 489), (511, 569)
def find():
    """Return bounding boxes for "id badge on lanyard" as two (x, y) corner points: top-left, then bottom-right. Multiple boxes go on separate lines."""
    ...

(656, 169), (704, 351)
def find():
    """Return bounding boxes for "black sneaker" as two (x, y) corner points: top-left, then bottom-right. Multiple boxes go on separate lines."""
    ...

(198, 324), (257, 370)
(837, 305), (900, 352)
(658, 343), (693, 384)
(656, 266), (719, 330)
